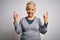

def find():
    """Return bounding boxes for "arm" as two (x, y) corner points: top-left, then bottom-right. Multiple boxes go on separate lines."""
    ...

(39, 12), (48, 34)
(13, 11), (22, 34)
(13, 20), (22, 34)
(39, 19), (48, 34)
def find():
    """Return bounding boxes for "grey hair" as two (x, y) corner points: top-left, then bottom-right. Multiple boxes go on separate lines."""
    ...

(26, 1), (36, 7)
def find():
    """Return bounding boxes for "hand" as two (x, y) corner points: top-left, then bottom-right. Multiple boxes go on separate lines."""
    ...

(43, 11), (48, 24)
(13, 11), (18, 22)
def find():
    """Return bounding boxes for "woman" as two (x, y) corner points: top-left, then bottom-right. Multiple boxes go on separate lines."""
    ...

(13, 1), (48, 40)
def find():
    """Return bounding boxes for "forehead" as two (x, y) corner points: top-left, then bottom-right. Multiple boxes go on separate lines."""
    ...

(27, 4), (35, 8)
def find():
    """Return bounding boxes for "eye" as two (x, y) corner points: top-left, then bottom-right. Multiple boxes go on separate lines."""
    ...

(27, 9), (30, 10)
(32, 9), (33, 11)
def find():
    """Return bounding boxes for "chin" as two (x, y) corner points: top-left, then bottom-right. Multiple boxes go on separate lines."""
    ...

(28, 13), (34, 17)
(28, 15), (33, 17)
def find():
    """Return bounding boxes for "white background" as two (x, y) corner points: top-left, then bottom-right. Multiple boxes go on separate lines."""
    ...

(0, 0), (60, 40)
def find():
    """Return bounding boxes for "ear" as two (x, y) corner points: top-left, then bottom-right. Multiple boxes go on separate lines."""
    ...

(26, 7), (27, 10)
(25, 7), (27, 10)
(34, 8), (36, 11)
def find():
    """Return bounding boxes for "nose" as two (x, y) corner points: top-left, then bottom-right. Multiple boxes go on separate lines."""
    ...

(28, 9), (33, 13)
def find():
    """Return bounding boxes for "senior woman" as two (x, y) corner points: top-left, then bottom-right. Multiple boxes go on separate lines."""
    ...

(13, 1), (48, 40)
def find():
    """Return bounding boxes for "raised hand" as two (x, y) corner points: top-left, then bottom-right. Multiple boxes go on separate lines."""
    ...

(43, 12), (48, 24)
(13, 11), (18, 22)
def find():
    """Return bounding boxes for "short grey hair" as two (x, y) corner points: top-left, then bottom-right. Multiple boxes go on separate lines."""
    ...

(26, 1), (36, 7)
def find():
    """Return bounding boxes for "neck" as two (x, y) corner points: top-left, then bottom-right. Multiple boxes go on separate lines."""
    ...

(27, 16), (35, 20)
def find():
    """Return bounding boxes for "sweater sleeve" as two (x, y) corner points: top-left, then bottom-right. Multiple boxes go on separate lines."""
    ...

(13, 19), (22, 34)
(39, 18), (48, 34)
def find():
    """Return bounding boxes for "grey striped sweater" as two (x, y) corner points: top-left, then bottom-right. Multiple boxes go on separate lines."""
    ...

(14, 17), (48, 40)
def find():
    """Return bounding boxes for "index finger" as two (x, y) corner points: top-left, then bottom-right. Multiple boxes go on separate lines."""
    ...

(46, 11), (48, 16)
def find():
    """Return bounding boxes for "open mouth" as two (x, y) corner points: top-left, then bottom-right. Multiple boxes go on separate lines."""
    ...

(28, 13), (33, 17)
(28, 13), (33, 15)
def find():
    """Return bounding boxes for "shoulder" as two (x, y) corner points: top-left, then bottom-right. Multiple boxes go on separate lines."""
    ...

(19, 17), (26, 23)
(20, 17), (26, 21)
(35, 16), (42, 24)
(35, 16), (41, 21)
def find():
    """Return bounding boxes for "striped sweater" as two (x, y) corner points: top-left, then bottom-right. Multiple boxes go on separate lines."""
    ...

(14, 16), (48, 40)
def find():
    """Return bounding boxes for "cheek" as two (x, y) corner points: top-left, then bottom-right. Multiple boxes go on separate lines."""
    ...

(32, 10), (35, 13)
(26, 10), (29, 13)
(26, 9), (35, 13)
(27, 10), (30, 13)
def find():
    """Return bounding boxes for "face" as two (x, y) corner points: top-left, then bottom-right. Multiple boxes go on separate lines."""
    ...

(26, 4), (36, 17)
